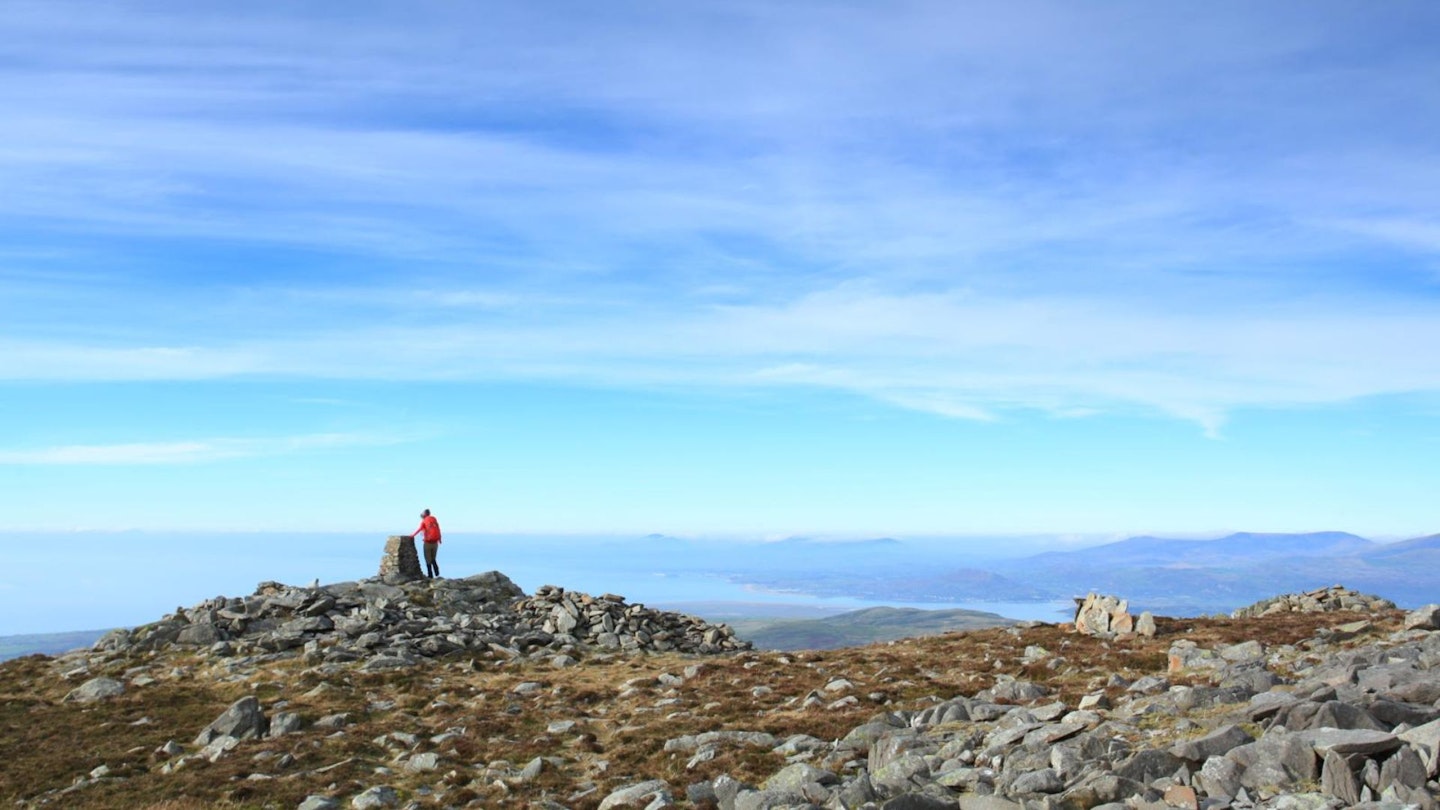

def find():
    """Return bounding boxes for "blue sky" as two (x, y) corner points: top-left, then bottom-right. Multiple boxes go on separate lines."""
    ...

(2, 1), (1439, 537)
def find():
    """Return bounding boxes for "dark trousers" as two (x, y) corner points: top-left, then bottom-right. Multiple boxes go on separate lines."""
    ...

(423, 542), (440, 578)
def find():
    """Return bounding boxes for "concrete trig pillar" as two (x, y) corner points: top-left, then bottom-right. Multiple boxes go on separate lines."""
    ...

(379, 535), (423, 582)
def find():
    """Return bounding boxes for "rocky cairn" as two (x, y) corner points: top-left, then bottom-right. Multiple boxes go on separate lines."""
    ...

(1232, 584), (1397, 618)
(38, 580), (1440, 810)
(91, 571), (749, 670)
(1073, 592), (1157, 639)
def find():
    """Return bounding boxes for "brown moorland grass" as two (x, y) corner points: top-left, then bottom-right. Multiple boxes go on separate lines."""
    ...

(0, 609), (1405, 809)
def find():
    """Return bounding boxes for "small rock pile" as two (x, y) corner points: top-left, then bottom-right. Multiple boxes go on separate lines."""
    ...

(514, 585), (748, 654)
(1232, 585), (1396, 618)
(1073, 592), (1156, 638)
(90, 571), (748, 669)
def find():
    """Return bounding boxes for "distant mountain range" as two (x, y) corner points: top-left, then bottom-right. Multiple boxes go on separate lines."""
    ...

(729, 606), (1014, 651)
(714, 530), (1440, 617)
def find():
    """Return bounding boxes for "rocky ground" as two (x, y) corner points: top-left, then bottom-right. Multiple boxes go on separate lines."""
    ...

(3, 578), (1440, 810)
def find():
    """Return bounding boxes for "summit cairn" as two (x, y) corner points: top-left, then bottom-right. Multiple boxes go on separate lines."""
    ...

(1231, 585), (1396, 618)
(1073, 592), (1156, 638)
(378, 535), (423, 582)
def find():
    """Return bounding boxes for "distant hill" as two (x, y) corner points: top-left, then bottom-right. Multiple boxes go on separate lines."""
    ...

(0, 630), (109, 662)
(731, 606), (1014, 650)
(1020, 531), (1374, 568)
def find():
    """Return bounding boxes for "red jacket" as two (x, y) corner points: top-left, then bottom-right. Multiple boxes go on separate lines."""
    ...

(413, 515), (441, 544)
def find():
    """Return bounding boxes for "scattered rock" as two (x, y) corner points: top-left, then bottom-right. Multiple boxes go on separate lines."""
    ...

(1231, 585), (1395, 618)
(64, 677), (125, 703)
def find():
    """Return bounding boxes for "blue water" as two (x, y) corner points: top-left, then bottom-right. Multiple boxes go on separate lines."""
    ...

(0, 532), (1074, 635)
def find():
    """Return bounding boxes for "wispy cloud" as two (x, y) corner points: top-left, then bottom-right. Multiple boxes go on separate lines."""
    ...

(0, 433), (404, 465)
(3, 2), (1439, 437)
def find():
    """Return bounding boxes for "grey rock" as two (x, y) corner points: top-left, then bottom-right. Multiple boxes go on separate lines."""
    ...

(871, 753), (933, 797)
(177, 623), (223, 646)
(598, 779), (672, 810)
(1115, 749), (1184, 784)
(1172, 724), (1254, 762)
(1405, 605), (1440, 631)
(1368, 698), (1440, 729)
(269, 711), (304, 737)
(957, 798), (1023, 810)
(1248, 691), (1301, 721)
(1237, 732), (1318, 790)
(1321, 749), (1361, 805)
(297, 797), (340, 810)
(834, 773), (877, 809)
(64, 677), (125, 703)
(880, 794), (956, 810)
(1009, 768), (1063, 794)
(1300, 728), (1402, 757)
(350, 786), (399, 809)
(404, 752), (440, 772)
(195, 696), (268, 746)
(1378, 745), (1426, 793)
(731, 790), (804, 810)
(761, 762), (837, 794)
(1197, 755), (1242, 798)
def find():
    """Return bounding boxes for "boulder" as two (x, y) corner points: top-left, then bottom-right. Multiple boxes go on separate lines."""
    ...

(64, 677), (125, 703)
(195, 696), (268, 746)
(1405, 604), (1440, 631)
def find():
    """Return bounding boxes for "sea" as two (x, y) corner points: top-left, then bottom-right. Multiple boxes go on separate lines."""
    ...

(0, 532), (1076, 636)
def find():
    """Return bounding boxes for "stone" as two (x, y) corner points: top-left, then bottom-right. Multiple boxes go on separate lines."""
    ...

(1197, 755), (1242, 798)
(1320, 749), (1361, 805)
(269, 712), (304, 737)
(1162, 784), (1199, 810)
(404, 752), (440, 772)
(1009, 768), (1063, 794)
(761, 763), (837, 794)
(1398, 718), (1440, 776)
(350, 786), (399, 809)
(1114, 749), (1184, 784)
(598, 779), (673, 810)
(1405, 604), (1440, 631)
(879, 794), (956, 810)
(957, 799), (1023, 810)
(297, 797), (341, 810)
(1300, 728), (1401, 757)
(195, 696), (268, 746)
(1171, 724), (1254, 762)
(1378, 745), (1426, 793)
(1135, 611), (1157, 638)
(64, 677), (125, 703)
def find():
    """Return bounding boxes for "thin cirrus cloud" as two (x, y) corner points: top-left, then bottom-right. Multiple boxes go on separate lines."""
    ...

(2, 2), (1439, 435)
(4, 285), (1439, 438)
(0, 433), (404, 466)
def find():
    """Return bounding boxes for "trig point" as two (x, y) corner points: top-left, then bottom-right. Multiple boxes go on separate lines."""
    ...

(379, 535), (423, 582)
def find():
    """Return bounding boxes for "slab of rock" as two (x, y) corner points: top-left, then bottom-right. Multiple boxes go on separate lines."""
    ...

(597, 779), (673, 810)
(1172, 724), (1254, 762)
(1300, 728), (1401, 757)
(195, 696), (268, 746)
(64, 677), (125, 703)
(350, 786), (399, 809)
(1405, 604), (1440, 631)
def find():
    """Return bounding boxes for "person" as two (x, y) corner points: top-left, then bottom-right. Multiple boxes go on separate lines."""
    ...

(412, 509), (442, 578)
